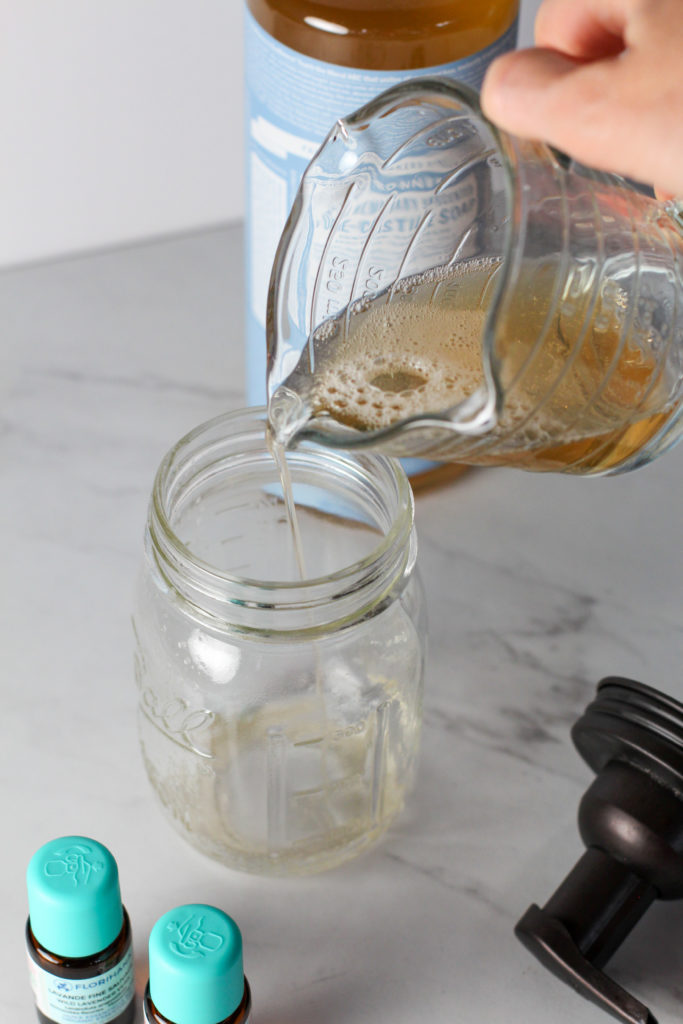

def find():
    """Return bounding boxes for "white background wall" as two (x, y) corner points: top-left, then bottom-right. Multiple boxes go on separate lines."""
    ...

(2, 1), (541, 268)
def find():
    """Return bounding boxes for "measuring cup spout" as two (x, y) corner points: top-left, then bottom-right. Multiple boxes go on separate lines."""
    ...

(266, 78), (509, 450)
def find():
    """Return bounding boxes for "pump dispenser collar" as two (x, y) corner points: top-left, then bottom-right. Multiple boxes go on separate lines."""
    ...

(515, 676), (683, 1024)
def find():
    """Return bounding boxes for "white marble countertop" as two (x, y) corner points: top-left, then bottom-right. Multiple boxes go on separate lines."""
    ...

(3, 224), (683, 1024)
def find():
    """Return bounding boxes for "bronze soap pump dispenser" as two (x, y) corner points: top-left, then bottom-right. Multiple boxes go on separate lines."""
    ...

(516, 676), (683, 1024)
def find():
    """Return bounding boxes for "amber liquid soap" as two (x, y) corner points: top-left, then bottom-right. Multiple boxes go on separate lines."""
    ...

(269, 258), (677, 475)
(246, 0), (519, 68)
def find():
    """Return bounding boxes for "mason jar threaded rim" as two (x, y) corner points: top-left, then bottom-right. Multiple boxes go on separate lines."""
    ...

(145, 407), (416, 636)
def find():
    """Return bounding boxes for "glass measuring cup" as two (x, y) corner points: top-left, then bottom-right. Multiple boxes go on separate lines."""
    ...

(133, 408), (425, 876)
(267, 78), (683, 475)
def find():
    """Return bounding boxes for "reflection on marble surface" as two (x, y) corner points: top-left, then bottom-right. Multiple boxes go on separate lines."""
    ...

(3, 225), (683, 1024)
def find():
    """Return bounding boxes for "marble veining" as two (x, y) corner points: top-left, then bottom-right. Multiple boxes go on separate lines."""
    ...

(3, 225), (683, 1024)
(31, 363), (236, 401)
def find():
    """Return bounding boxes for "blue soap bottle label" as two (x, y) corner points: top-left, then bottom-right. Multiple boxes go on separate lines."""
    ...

(244, 9), (518, 406)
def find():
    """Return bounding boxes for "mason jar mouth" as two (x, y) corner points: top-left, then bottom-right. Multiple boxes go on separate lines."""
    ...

(146, 407), (416, 635)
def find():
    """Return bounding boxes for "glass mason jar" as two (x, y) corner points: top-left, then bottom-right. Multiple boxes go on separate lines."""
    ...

(133, 408), (425, 876)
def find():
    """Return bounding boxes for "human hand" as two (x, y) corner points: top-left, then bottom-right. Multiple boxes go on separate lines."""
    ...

(481, 0), (683, 199)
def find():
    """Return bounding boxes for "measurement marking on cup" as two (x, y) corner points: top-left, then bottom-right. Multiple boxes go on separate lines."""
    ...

(371, 701), (392, 824)
(293, 772), (364, 800)
(267, 726), (288, 854)
(215, 499), (258, 514)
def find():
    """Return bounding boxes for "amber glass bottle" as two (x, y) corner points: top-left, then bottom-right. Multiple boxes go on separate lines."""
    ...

(26, 837), (135, 1024)
(26, 914), (135, 1024)
(143, 905), (251, 1024)
(244, 0), (518, 482)
(246, 0), (518, 68)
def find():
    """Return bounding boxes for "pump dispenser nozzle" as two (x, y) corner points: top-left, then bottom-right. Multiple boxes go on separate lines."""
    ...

(516, 676), (683, 1024)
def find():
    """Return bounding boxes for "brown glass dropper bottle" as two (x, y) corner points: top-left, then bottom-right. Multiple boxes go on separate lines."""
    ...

(143, 904), (251, 1024)
(26, 836), (135, 1024)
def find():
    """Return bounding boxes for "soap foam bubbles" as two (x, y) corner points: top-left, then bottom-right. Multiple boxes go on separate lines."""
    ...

(310, 262), (494, 431)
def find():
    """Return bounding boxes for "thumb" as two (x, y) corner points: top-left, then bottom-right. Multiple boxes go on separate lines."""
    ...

(481, 47), (648, 182)
(481, 35), (683, 200)
(481, 48), (588, 139)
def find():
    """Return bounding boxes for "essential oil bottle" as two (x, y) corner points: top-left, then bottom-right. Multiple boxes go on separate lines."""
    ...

(143, 904), (251, 1024)
(26, 836), (135, 1024)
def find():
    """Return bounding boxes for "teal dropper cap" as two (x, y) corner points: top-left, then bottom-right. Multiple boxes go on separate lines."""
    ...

(26, 836), (124, 958)
(149, 905), (245, 1024)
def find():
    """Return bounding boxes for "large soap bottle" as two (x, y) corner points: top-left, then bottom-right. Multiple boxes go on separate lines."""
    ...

(244, 0), (519, 413)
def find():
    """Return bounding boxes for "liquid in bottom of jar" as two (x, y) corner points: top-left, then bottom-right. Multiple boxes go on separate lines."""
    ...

(139, 675), (419, 875)
(138, 442), (421, 874)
